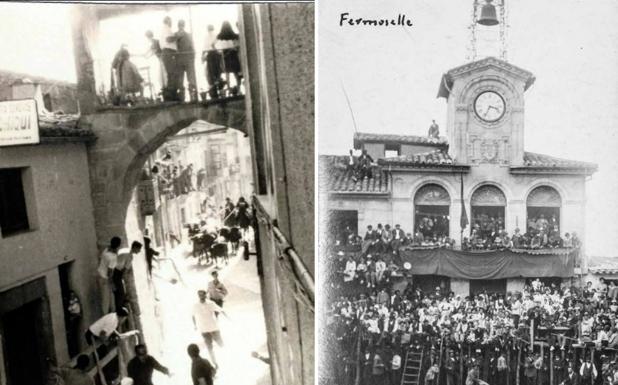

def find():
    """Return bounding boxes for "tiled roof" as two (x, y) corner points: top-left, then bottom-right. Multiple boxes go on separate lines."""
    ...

(588, 256), (618, 275)
(320, 155), (391, 194)
(520, 152), (597, 171)
(353, 132), (448, 147)
(379, 150), (455, 167)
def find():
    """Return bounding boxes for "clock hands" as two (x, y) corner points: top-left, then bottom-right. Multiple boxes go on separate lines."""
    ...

(483, 105), (501, 119)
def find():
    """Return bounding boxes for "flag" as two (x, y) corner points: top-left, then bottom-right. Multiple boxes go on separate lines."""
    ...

(460, 173), (468, 230)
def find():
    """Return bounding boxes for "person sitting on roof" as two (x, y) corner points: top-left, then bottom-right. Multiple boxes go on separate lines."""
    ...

(347, 149), (356, 171)
(358, 149), (374, 179)
(428, 120), (440, 139)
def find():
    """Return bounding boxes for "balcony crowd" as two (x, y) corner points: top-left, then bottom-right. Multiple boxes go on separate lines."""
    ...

(104, 16), (243, 106)
(464, 213), (581, 251)
(334, 219), (580, 256)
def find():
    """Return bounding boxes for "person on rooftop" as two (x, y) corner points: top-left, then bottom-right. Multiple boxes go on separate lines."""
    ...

(428, 119), (440, 139)
(174, 20), (197, 102)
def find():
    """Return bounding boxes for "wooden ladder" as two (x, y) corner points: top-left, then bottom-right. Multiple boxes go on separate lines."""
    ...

(401, 347), (424, 385)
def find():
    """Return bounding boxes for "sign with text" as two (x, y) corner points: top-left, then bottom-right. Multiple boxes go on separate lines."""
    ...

(0, 99), (39, 146)
(138, 180), (156, 216)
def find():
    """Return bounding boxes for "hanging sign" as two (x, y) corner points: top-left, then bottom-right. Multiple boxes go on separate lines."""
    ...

(138, 180), (156, 216)
(0, 99), (39, 146)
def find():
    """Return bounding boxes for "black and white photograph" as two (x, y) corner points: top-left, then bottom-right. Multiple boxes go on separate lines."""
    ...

(318, 1), (618, 385)
(0, 2), (313, 385)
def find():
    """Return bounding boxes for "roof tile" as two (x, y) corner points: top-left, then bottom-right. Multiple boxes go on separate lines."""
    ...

(354, 132), (448, 147)
(379, 150), (454, 167)
(522, 152), (597, 170)
(320, 155), (390, 194)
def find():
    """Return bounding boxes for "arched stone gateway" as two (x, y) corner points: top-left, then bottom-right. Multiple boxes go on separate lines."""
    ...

(82, 99), (246, 246)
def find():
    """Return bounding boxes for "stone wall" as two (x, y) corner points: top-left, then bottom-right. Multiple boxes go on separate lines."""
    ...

(0, 142), (100, 366)
(81, 101), (246, 248)
(240, 4), (314, 385)
(329, 167), (586, 246)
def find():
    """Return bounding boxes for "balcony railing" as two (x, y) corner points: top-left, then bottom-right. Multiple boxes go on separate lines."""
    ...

(252, 195), (314, 309)
(97, 47), (244, 109)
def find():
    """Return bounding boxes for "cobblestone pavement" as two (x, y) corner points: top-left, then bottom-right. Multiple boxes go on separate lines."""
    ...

(149, 241), (271, 385)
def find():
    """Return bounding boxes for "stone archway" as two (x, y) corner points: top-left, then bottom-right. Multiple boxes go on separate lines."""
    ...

(81, 100), (247, 353)
(82, 100), (246, 247)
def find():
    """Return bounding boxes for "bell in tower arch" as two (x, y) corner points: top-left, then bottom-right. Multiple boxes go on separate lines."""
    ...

(477, 0), (499, 26)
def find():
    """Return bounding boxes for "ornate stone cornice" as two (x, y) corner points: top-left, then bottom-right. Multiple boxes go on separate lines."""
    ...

(446, 57), (535, 86)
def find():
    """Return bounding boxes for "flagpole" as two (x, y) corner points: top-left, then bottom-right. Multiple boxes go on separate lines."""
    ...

(459, 172), (468, 249)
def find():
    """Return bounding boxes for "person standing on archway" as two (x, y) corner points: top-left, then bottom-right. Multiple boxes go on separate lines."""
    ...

(160, 16), (179, 101)
(175, 20), (197, 102)
(202, 24), (223, 99)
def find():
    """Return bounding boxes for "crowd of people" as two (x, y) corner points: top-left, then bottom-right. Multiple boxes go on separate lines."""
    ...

(334, 223), (455, 254)
(105, 15), (242, 106)
(324, 273), (618, 385)
(464, 213), (580, 251)
(45, 181), (255, 385)
(151, 156), (202, 199)
(333, 219), (580, 256)
(324, 214), (589, 385)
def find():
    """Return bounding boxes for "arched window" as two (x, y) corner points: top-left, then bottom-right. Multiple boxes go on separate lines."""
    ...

(414, 184), (450, 238)
(470, 185), (506, 237)
(526, 186), (561, 234)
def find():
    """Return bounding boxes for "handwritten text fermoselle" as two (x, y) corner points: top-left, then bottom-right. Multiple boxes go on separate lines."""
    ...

(339, 13), (413, 27)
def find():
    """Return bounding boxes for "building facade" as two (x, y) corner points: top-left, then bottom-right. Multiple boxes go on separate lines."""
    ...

(324, 57), (596, 296)
(0, 120), (99, 385)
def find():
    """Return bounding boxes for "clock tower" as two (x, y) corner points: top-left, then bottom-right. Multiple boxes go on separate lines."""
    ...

(437, 57), (535, 166)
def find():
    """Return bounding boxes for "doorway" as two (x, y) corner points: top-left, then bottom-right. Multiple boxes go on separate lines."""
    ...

(59, 261), (80, 358)
(328, 210), (358, 245)
(2, 299), (49, 385)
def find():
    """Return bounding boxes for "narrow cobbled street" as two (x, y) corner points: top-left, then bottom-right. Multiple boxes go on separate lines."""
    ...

(149, 240), (271, 385)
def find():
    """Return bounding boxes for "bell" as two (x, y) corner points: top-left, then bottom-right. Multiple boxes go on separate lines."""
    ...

(477, 0), (499, 26)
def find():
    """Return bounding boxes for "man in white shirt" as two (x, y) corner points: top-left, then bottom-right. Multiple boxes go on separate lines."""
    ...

(193, 290), (226, 368)
(160, 16), (179, 101)
(113, 241), (142, 311)
(202, 24), (223, 98)
(97, 236), (122, 314)
(85, 307), (129, 345)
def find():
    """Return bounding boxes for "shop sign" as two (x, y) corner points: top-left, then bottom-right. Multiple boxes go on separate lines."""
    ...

(0, 99), (39, 146)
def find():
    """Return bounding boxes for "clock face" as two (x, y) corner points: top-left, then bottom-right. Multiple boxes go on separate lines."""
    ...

(474, 91), (506, 123)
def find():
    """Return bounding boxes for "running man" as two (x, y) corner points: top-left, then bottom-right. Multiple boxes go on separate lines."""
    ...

(192, 290), (226, 368)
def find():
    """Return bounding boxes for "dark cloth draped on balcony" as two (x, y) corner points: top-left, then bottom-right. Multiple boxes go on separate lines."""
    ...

(118, 61), (143, 94)
(399, 247), (576, 279)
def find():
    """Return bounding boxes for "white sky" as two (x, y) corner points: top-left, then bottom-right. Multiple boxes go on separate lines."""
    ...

(318, 0), (618, 257)
(0, 2), (238, 90)
(0, 3), (75, 81)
